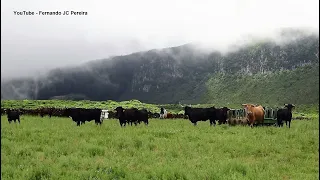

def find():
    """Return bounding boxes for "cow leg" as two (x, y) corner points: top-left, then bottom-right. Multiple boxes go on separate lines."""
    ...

(277, 120), (281, 127)
(288, 120), (291, 128)
(285, 121), (288, 127)
(280, 120), (283, 127)
(76, 121), (81, 126)
(120, 120), (125, 127)
(18, 118), (20, 124)
(8, 120), (12, 124)
(94, 120), (99, 125)
(210, 120), (216, 126)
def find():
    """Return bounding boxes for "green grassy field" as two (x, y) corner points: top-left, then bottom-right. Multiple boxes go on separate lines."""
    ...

(1, 116), (319, 180)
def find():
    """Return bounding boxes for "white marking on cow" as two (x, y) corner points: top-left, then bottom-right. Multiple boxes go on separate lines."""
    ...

(100, 110), (109, 122)
(160, 109), (167, 119)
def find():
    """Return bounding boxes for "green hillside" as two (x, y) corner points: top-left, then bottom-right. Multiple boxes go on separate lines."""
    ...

(204, 64), (319, 106)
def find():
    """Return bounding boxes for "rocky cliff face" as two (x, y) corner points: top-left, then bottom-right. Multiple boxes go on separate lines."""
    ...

(1, 29), (319, 104)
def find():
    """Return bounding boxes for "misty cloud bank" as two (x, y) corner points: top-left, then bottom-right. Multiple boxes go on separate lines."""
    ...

(1, 0), (319, 79)
(1, 28), (319, 102)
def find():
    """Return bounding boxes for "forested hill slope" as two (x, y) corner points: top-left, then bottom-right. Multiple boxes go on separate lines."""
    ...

(1, 29), (319, 105)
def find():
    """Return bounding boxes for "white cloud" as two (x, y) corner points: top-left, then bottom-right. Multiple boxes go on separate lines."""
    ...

(1, 0), (319, 78)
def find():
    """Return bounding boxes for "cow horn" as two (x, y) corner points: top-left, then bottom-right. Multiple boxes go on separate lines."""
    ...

(241, 104), (247, 106)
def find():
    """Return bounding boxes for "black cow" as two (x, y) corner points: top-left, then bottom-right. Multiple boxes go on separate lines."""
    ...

(216, 107), (230, 125)
(115, 107), (149, 127)
(115, 107), (128, 126)
(125, 108), (140, 126)
(39, 108), (54, 118)
(276, 104), (295, 128)
(184, 106), (217, 126)
(65, 108), (102, 126)
(6, 109), (21, 124)
(137, 109), (149, 125)
(1, 108), (5, 115)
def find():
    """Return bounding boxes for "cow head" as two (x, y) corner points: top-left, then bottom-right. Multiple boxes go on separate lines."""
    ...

(221, 107), (230, 112)
(242, 103), (254, 110)
(114, 106), (124, 117)
(284, 104), (295, 111)
(221, 107), (230, 117)
(184, 106), (192, 116)
(242, 104), (256, 116)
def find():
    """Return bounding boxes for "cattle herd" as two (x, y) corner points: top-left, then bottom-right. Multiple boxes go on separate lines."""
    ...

(2, 103), (296, 128)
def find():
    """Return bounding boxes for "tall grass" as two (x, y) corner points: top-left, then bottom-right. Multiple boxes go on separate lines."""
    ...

(1, 116), (319, 180)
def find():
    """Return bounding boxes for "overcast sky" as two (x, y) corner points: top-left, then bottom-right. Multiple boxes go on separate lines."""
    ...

(1, 0), (319, 79)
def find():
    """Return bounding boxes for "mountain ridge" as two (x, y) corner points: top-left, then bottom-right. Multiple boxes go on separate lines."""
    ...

(1, 29), (319, 105)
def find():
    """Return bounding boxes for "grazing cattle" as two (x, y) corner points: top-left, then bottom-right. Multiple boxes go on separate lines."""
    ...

(6, 109), (21, 124)
(166, 113), (173, 119)
(137, 109), (149, 125)
(276, 104), (295, 128)
(184, 106), (217, 126)
(125, 108), (140, 126)
(65, 108), (102, 126)
(115, 107), (128, 126)
(115, 107), (149, 127)
(39, 108), (54, 118)
(159, 108), (167, 119)
(1, 108), (5, 115)
(227, 109), (248, 126)
(242, 104), (265, 128)
(148, 112), (160, 118)
(216, 107), (230, 125)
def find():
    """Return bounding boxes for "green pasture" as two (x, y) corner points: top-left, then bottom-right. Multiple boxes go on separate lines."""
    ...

(1, 115), (319, 180)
